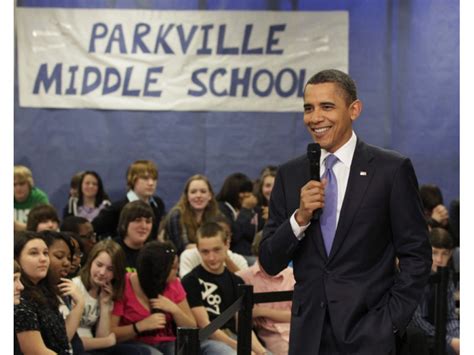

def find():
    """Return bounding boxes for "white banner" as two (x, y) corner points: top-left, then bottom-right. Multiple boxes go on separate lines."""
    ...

(16, 8), (348, 111)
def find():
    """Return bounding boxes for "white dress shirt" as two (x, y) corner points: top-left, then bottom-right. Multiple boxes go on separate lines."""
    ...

(290, 131), (357, 239)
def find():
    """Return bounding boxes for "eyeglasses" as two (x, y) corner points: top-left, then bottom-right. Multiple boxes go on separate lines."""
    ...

(80, 232), (97, 242)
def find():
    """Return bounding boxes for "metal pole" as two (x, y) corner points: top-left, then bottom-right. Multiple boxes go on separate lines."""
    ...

(433, 266), (449, 355)
(175, 327), (200, 355)
(237, 284), (254, 355)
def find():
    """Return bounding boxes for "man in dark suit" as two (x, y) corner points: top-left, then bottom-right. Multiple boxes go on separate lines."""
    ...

(259, 69), (432, 354)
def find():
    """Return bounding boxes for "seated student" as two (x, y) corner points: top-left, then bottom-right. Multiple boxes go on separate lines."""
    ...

(92, 160), (165, 240)
(160, 174), (222, 255)
(253, 166), (277, 226)
(419, 184), (458, 246)
(26, 203), (60, 232)
(14, 231), (71, 354)
(64, 171), (111, 222)
(68, 171), (85, 200)
(61, 216), (97, 260)
(181, 222), (268, 354)
(66, 233), (87, 278)
(112, 201), (155, 272)
(14, 260), (24, 305)
(111, 241), (196, 355)
(411, 228), (460, 355)
(42, 230), (86, 355)
(14, 260), (25, 355)
(14, 165), (49, 231)
(179, 215), (248, 278)
(236, 231), (294, 355)
(216, 173), (262, 264)
(72, 239), (126, 352)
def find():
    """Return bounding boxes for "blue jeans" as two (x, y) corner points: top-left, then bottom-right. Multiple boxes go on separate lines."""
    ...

(200, 339), (236, 355)
(154, 341), (175, 355)
(113, 342), (163, 355)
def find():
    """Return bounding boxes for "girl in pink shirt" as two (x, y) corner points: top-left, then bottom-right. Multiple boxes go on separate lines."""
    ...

(111, 241), (196, 355)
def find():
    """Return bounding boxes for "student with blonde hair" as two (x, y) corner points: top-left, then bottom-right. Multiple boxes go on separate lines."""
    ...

(72, 239), (127, 352)
(14, 165), (49, 231)
(93, 160), (165, 240)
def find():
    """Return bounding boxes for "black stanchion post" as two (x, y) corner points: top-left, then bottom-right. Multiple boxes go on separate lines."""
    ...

(237, 284), (254, 355)
(175, 327), (200, 355)
(433, 266), (449, 355)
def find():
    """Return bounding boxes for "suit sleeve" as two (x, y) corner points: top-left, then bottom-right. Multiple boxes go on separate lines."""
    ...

(259, 167), (301, 276)
(388, 158), (432, 332)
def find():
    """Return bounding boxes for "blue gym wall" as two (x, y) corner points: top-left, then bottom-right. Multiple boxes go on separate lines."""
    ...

(14, 0), (460, 215)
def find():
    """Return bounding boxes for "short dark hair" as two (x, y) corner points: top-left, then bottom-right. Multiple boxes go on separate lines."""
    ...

(136, 241), (177, 299)
(216, 172), (253, 209)
(26, 204), (60, 231)
(197, 221), (227, 243)
(40, 230), (75, 262)
(207, 215), (232, 229)
(419, 184), (444, 212)
(61, 216), (89, 234)
(117, 200), (155, 238)
(430, 228), (454, 250)
(305, 69), (357, 105)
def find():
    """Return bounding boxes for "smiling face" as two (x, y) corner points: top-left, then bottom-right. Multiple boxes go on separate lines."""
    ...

(187, 179), (212, 212)
(49, 239), (72, 283)
(18, 238), (50, 284)
(90, 251), (114, 287)
(261, 175), (275, 202)
(303, 83), (362, 153)
(81, 174), (99, 199)
(125, 217), (153, 248)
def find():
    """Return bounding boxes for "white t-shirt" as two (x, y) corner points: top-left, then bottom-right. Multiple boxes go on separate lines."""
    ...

(72, 276), (100, 338)
(179, 248), (249, 278)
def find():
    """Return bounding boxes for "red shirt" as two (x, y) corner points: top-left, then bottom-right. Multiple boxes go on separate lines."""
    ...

(113, 273), (186, 345)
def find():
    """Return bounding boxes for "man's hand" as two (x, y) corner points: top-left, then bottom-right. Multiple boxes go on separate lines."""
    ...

(295, 180), (327, 226)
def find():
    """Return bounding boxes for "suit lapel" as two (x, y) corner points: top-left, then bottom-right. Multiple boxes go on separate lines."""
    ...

(328, 140), (375, 261)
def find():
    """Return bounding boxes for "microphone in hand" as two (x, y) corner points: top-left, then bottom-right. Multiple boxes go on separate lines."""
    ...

(307, 143), (322, 220)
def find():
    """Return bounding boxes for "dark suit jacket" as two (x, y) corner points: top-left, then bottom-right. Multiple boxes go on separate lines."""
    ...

(259, 139), (432, 355)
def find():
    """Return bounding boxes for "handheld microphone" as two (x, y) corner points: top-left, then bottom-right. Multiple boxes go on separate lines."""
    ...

(307, 143), (322, 219)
